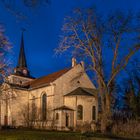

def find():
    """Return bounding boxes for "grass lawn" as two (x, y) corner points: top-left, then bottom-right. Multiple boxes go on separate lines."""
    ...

(0, 130), (77, 140)
(0, 129), (113, 140)
(0, 130), (91, 140)
(0, 129), (139, 140)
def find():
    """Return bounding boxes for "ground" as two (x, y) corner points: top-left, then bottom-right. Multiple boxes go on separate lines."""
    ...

(0, 130), (140, 140)
(0, 130), (84, 140)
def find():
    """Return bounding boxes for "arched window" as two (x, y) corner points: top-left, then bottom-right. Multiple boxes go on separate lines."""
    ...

(92, 106), (96, 120)
(32, 96), (36, 120)
(77, 105), (83, 120)
(42, 94), (47, 121)
(56, 113), (59, 120)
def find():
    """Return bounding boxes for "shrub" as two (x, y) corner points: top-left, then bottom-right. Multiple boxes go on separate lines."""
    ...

(75, 121), (95, 133)
(112, 120), (140, 136)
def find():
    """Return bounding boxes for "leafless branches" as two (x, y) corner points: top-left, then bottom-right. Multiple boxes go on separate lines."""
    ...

(0, 25), (12, 82)
(0, 0), (50, 22)
(57, 8), (140, 90)
(56, 8), (140, 132)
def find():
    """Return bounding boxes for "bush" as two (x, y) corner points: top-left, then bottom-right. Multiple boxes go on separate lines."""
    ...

(75, 121), (95, 133)
(112, 120), (140, 137)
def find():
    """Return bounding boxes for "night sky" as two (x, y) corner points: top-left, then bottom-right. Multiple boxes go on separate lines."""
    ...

(0, 0), (140, 78)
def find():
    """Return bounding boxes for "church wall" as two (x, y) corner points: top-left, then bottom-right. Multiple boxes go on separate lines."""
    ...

(11, 89), (29, 127)
(0, 63), (98, 129)
(64, 96), (98, 127)
(28, 85), (55, 126)
(0, 88), (30, 127)
(52, 64), (96, 109)
(25, 63), (97, 129)
(0, 100), (7, 126)
(7, 75), (33, 86)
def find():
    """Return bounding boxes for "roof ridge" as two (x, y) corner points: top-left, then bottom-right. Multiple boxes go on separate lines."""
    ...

(64, 87), (97, 96)
(81, 87), (94, 95)
(34, 68), (71, 81)
(29, 67), (71, 89)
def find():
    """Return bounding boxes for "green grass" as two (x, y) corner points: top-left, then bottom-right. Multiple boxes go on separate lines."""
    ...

(0, 130), (85, 140)
(0, 130), (139, 140)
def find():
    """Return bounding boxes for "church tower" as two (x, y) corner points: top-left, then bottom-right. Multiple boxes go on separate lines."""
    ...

(7, 32), (34, 86)
(14, 32), (30, 77)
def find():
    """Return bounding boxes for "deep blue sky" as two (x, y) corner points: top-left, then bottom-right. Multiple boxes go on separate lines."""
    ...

(0, 0), (140, 78)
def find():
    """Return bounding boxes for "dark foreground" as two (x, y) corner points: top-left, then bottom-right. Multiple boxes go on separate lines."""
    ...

(0, 129), (139, 140)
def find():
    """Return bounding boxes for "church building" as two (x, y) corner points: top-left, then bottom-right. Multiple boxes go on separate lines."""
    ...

(0, 34), (98, 130)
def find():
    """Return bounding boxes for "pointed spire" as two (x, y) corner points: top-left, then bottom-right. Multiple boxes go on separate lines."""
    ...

(13, 30), (34, 78)
(17, 31), (27, 68)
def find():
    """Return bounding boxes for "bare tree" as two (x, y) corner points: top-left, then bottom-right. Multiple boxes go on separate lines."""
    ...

(20, 104), (39, 128)
(0, 25), (12, 127)
(19, 101), (54, 129)
(56, 8), (140, 132)
(0, 25), (12, 83)
(0, 0), (50, 21)
(1, 0), (49, 8)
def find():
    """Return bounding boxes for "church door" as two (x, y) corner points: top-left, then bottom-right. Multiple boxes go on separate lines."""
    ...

(65, 113), (69, 127)
(4, 115), (8, 126)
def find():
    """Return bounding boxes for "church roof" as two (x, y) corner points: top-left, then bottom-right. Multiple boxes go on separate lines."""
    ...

(64, 87), (97, 97)
(29, 68), (71, 89)
(54, 105), (74, 111)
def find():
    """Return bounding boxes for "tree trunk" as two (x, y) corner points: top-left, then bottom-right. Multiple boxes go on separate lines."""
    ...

(100, 89), (112, 133)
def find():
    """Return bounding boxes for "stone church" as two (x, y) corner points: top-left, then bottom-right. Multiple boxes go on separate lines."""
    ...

(0, 34), (98, 130)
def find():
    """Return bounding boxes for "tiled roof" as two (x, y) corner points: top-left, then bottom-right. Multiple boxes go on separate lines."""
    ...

(29, 68), (71, 89)
(64, 87), (97, 97)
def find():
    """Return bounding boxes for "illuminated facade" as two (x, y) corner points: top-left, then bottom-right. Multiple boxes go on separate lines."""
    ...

(0, 34), (98, 130)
